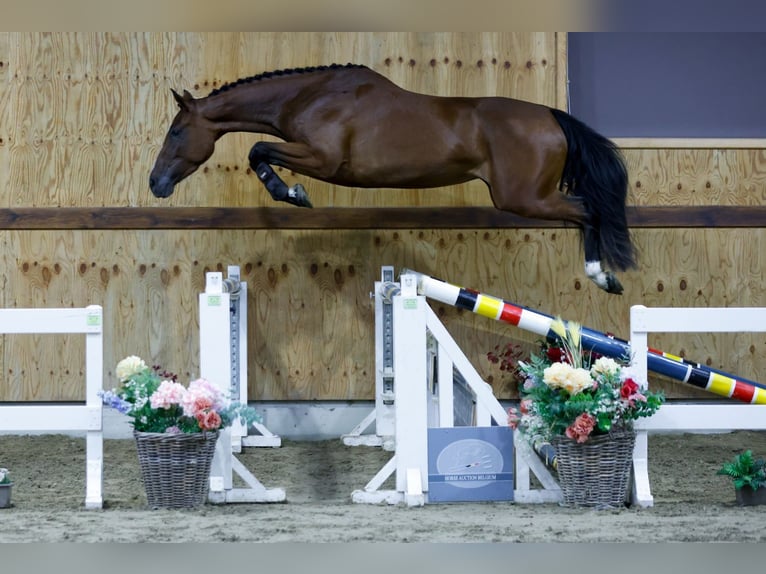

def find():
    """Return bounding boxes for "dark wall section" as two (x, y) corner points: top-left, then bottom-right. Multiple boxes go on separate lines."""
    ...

(568, 33), (766, 138)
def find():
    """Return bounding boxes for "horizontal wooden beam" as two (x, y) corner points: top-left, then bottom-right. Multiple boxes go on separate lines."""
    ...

(0, 206), (763, 230)
(613, 138), (766, 149)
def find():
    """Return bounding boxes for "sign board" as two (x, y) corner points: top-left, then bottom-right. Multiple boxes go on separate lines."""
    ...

(427, 426), (514, 502)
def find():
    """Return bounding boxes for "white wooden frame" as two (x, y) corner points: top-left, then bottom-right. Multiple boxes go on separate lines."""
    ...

(351, 272), (562, 505)
(0, 306), (104, 509)
(630, 305), (766, 507)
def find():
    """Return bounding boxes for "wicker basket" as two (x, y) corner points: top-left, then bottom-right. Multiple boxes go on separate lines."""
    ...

(552, 429), (636, 508)
(134, 430), (219, 509)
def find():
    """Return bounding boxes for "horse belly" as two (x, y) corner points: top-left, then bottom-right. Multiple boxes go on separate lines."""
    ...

(333, 125), (482, 188)
(330, 160), (477, 189)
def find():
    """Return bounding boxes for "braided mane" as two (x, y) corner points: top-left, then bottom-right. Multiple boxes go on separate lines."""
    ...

(208, 63), (366, 97)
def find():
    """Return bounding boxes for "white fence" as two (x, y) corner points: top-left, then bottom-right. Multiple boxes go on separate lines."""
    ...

(630, 305), (766, 507)
(0, 306), (104, 509)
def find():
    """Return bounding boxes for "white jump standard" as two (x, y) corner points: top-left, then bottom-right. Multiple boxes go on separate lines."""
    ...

(350, 269), (561, 505)
(200, 266), (286, 503)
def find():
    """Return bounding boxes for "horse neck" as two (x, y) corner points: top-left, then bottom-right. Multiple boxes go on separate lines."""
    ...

(198, 77), (313, 139)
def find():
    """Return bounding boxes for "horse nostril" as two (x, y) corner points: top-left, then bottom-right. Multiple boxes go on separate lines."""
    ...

(149, 177), (156, 189)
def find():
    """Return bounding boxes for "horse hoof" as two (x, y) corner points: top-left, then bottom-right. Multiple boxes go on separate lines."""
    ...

(604, 273), (624, 295)
(287, 184), (313, 208)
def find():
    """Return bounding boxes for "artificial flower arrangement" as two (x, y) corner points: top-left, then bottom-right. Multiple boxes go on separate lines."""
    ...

(0, 468), (11, 485)
(101, 355), (261, 434)
(506, 318), (665, 445)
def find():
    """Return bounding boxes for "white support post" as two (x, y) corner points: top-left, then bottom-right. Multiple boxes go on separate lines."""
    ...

(0, 306), (104, 509)
(342, 266), (397, 448)
(84, 306), (105, 509)
(393, 273), (428, 506)
(201, 267), (285, 504)
(423, 306), (508, 426)
(630, 305), (766, 508)
(436, 345), (454, 427)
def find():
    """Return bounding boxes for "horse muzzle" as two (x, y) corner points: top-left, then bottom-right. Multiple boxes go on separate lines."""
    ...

(149, 175), (175, 199)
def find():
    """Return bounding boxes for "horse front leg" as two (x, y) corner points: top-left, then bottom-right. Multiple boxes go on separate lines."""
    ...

(248, 142), (313, 208)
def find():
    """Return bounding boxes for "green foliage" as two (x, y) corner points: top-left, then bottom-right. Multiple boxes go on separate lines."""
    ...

(717, 450), (766, 491)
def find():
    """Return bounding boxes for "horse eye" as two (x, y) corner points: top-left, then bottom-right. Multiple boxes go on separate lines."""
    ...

(169, 127), (182, 138)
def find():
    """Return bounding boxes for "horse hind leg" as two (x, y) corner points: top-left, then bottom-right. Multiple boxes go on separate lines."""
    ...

(490, 181), (623, 294)
(551, 195), (624, 294)
(583, 224), (624, 295)
(248, 143), (313, 208)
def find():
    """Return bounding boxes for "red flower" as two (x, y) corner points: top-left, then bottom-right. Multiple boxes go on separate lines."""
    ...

(621, 378), (639, 399)
(546, 346), (568, 364)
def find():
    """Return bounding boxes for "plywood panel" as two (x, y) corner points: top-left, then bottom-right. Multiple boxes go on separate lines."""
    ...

(624, 148), (766, 206)
(0, 32), (10, 211)
(4, 226), (764, 402)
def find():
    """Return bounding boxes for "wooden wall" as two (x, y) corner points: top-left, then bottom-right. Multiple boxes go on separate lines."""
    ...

(0, 32), (763, 403)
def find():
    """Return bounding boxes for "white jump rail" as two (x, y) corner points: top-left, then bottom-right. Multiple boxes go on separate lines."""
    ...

(630, 305), (766, 508)
(0, 306), (103, 509)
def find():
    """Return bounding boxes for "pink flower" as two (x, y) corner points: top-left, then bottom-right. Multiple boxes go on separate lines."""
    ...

(150, 380), (186, 409)
(565, 412), (596, 443)
(522, 377), (536, 390)
(625, 391), (647, 407)
(182, 378), (226, 417)
(196, 410), (222, 431)
(184, 395), (214, 417)
(519, 399), (533, 414)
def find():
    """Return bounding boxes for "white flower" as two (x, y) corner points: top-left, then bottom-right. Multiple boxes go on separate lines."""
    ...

(591, 357), (620, 378)
(543, 362), (593, 395)
(0, 468), (9, 484)
(115, 355), (148, 382)
(567, 368), (594, 395)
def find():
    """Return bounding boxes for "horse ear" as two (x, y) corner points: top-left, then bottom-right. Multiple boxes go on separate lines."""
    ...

(171, 88), (186, 109)
(170, 89), (195, 110)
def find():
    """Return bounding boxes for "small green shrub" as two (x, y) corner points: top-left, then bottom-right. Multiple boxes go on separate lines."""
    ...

(717, 450), (766, 490)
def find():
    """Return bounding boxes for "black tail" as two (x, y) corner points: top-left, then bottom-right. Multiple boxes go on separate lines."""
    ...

(549, 108), (636, 272)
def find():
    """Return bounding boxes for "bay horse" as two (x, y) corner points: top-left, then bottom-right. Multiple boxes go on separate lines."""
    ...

(149, 63), (635, 294)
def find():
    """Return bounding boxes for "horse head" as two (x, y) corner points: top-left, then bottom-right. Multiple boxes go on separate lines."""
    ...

(149, 89), (218, 198)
